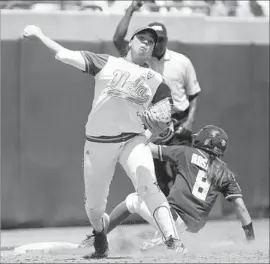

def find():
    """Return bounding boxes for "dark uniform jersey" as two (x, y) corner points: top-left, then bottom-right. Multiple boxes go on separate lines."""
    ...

(158, 145), (242, 232)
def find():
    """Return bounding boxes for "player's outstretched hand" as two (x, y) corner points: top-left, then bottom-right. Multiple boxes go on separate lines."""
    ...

(130, 0), (143, 12)
(23, 25), (42, 39)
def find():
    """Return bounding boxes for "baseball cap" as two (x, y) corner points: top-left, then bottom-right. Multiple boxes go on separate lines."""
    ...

(130, 26), (159, 43)
(147, 22), (168, 38)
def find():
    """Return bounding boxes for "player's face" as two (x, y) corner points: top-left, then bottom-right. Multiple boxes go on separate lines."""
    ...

(152, 35), (168, 58)
(130, 32), (155, 61)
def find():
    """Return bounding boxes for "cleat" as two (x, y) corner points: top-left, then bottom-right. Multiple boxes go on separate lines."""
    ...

(79, 233), (95, 248)
(79, 213), (110, 249)
(164, 235), (188, 254)
(140, 237), (164, 251)
(84, 251), (108, 259)
(83, 229), (109, 259)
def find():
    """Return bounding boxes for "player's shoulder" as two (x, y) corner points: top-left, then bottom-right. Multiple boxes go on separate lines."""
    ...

(213, 158), (236, 182)
(109, 56), (136, 68)
(84, 52), (112, 65)
(146, 67), (163, 84)
(82, 51), (110, 57)
(109, 54), (121, 61)
(222, 163), (237, 181)
(217, 159), (232, 174)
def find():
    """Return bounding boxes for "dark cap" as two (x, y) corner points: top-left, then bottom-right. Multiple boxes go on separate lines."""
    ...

(147, 22), (168, 38)
(130, 26), (159, 43)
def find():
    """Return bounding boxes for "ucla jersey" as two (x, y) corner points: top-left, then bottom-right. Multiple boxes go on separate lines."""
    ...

(80, 51), (171, 137)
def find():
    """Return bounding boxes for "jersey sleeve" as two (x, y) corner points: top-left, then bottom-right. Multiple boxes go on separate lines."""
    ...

(158, 145), (186, 163)
(151, 79), (172, 105)
(220, 170), (243, 201)
(184, 58), (201, 96)
(80, 51), (109, 76)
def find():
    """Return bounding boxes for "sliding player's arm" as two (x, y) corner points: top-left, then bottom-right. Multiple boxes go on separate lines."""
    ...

(221, 170), (255, 241)
(231, 197), (255, 241)
(148, 143), (185, 162)
(22, 25), (109, 75)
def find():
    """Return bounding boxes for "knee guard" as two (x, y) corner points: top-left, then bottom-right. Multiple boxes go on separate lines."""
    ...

(136, 166), (161, 198)
(136, 170), (169, 213)
(125, 193), (140, 214)
(136, 168), (177, 239)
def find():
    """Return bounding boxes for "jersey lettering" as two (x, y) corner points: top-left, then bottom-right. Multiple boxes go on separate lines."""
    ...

(108, 70), (150, 105)
(192, 169), (211, 201)
(191, 153), (208, 170)
(110, 70), (130, 88)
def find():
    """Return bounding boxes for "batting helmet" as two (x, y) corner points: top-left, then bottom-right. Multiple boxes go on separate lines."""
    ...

(192, 125), (228, 157)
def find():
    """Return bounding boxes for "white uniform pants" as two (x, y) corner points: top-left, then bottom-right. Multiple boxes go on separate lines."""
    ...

(83, 135), (156, 230)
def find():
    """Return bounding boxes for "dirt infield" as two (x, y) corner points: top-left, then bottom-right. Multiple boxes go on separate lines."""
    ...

(1, 219), (269, 263)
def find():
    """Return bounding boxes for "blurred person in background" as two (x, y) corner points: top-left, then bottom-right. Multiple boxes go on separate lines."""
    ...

(23, 24), (186, 259)
(249, 0), (265, 17)
(237, 0), (255, 17)
(0, 0), (10, 9)
(257, 0), (269, 16)
(223, 0), (238, 16)
(86, 0), (133, 14)
(31, 1), (62, 12)
(113, 0), (201, 197)
(209, 0), (228, 16)
(185, 0), (212, 16)
(79, 1), (106, 12)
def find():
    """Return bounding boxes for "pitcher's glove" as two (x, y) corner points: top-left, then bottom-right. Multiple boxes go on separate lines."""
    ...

(140, 98), (174, 144)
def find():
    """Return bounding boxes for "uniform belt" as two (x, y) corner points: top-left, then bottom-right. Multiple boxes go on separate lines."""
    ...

(86, 133), (138, 143)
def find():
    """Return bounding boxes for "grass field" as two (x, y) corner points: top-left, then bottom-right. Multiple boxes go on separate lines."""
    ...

(1, 219), (269, 263)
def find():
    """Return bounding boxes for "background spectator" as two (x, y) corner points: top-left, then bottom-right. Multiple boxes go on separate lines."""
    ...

(249, 0), (265, 17)
(209, 0), (228, 16)
(237, 0), (254, 17)
(0, 1), (269, 17)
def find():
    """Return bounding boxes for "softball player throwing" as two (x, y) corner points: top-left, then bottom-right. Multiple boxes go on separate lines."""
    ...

(23, 25), (182, 259)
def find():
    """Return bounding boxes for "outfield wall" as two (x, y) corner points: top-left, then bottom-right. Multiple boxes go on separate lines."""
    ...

(1, 13), (269, 228)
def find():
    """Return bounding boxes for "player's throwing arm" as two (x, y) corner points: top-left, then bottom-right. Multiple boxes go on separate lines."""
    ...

(23, 25), (86, 71)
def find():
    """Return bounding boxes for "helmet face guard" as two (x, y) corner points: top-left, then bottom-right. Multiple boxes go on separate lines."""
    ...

(192, 125), (228, 157)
